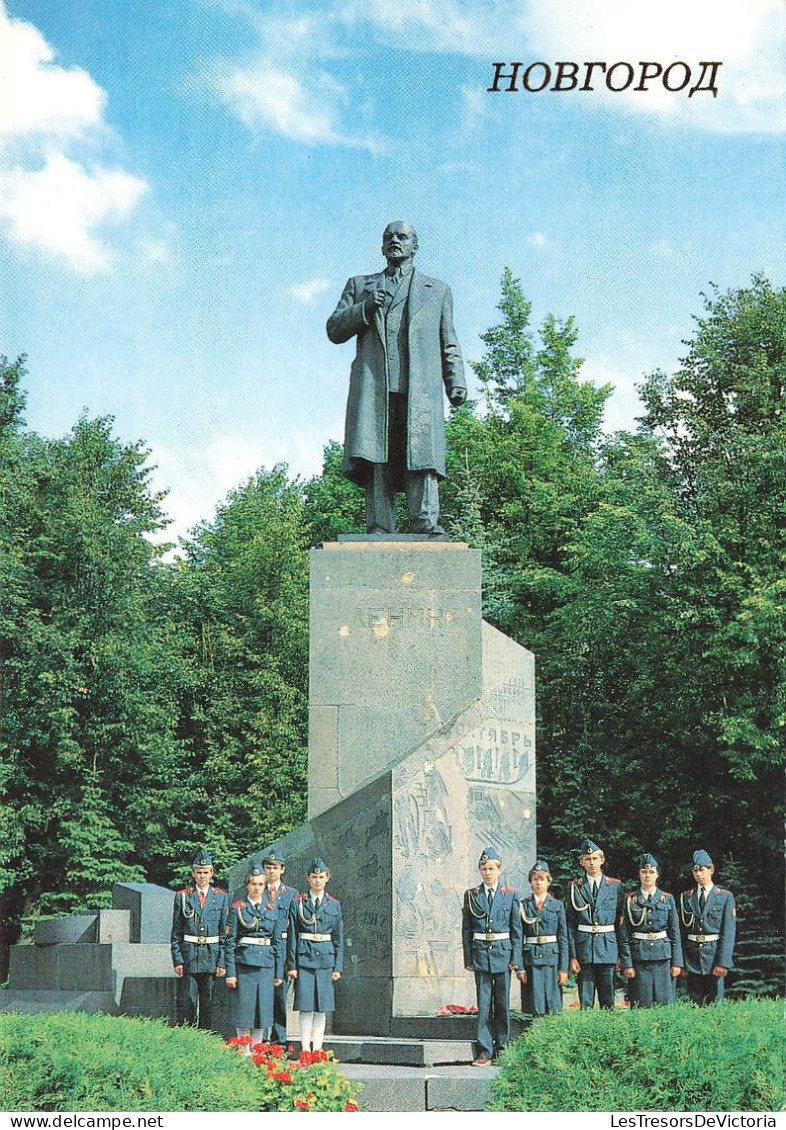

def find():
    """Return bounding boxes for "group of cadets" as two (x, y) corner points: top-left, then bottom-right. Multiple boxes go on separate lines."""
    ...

(171, 838), (736, 1065)
(170, 849), (343, 1052)
(461, 840), (736, 1066)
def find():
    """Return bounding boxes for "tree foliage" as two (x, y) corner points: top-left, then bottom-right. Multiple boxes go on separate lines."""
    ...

(1, 276), (782, 992)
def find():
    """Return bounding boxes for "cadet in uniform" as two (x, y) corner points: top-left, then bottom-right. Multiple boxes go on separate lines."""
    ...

(620, 852), (683, 1007)
(225, 862), (284, 1047)
(517, 859), (568, 1016)
(262, 848), (299, 1044)
(461, 846), (523, 1066)
(287, 858), (344, 1053)
(170, 849), (228, 1029)
(679, 849), (736, 1004)
(566, 838), (624, 1009)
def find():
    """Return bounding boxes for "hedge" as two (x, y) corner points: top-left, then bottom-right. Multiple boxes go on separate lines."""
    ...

(0, 1013), (360, 1112)
(491, 999), (785, 1112)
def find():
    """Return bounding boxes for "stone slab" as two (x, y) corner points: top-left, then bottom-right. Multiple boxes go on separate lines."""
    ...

(426, 1069), (497, 1111)
(97, 909), (131, 943)
(336, 535), (450, 543)
(338, 1065), (427, 1112)
(34, 915), (97, 945)
(112, 882), (176, 943)
(0, 989), (117, 1015)
(8, 943), (114, 991)
(326, 1036), (475, 1066)
(308, 543), (483, 815)
(117, 976), (178, 1019)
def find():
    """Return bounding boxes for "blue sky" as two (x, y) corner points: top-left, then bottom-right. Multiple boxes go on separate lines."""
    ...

(1, 0), (784, 545)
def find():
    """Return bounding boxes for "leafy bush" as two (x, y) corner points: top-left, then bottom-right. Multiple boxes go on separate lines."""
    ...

(491, 999), (785, 1112)
(0, 1013), (359, 1112)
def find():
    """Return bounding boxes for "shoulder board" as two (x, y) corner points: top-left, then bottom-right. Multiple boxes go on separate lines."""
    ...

(326, 892), (339, 902)
(296, 892), (308, 901)
(177, 887), (194, 894)
(214, 887), (227, 894)
(626, 890), (636, 900)
(232, 900), (245, 908)
(685, 888), (695, 896)
(662, 890), (672, 897)
(716, 887), (727, 893)
(501, 886), (515, 895)
(570, 878), (581, 885)
(607, 876), (621, 884)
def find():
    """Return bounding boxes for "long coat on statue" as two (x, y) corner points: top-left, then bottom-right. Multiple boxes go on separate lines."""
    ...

(326, 269), (465, 483)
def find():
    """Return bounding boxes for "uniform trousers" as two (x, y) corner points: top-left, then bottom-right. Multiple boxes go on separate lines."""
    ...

(628, 960), (675, 1007)
(686, 971), (726, 1005)
(578, 963), (616, 1009)
(475, 969), (510, 1059)
(178, 971), (215, 1029)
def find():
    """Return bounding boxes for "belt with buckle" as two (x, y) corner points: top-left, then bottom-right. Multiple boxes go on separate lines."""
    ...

(577, 924), (615, 933)
(632, 931), (667, 941)
(184, 934), (219, 944)
(308, 933), (332, 942)
(239, 937), (272, 946)
(688, 933), (720, 943)
(473, 931), (510, 942)
(524, 935), (558, 945)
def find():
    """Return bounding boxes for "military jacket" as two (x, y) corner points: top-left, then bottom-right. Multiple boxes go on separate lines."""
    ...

(679, 885), (736, 974)
(287, 892), (344, 973)
(170, 885), (228, 974)
(225, 896), (284, 980)
(267, 882), (299, 946)
(619, 888), (684, 969)
(566, 874), (624, 964)
(462, 885), (523, 974)
(519, 893), (568, 970)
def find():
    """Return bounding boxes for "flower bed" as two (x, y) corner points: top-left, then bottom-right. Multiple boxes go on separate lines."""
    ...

(227, 1038), (360, 1112)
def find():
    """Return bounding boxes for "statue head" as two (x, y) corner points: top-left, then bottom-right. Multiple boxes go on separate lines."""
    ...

(382, 221), (418, 265)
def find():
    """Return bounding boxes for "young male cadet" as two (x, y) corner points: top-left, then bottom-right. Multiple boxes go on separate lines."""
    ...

(679, 849), (736, 1004)
(566, 837), (624, 1009)
(262, 848), (299, 1043)
(462, 846), (522, 1066)
(170, 849), (228, 1029)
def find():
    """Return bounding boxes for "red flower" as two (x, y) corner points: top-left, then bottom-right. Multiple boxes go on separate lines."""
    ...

(274, 1070), (293, 1084)
(295, 1100), (310, 1110)
(345, 1100), (359, 1112)
(269, 1043), (285, 1058)
(227, 1034), (253, 1047)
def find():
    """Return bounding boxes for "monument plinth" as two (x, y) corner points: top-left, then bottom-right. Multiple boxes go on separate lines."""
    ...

(232, 540), (536, 1036)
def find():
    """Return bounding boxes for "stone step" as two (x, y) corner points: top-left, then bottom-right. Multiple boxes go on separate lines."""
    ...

(337, 1063), (498, 1112)
(325, 1034), (474, 1066)
(0, 989), (117, 1014)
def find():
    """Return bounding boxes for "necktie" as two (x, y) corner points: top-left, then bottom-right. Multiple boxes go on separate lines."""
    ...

(591, 880), (598, 898)
(536, 899), (544, 912)
(487, 888), (494, 911)
(699, 889), (706, 913)
(199, 890), (206, 908)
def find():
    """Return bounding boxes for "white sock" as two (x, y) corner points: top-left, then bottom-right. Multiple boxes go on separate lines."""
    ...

(251, 1027), (267, 1045)
(299, 1011), (314, 1051)
(312, 1012), (327, 1050)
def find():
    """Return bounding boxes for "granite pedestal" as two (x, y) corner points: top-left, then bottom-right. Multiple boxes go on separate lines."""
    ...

(233, 541), (536, 1036)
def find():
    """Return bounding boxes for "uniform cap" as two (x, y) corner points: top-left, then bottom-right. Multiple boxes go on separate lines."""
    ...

(530, 859), (551, 874)
(478, 846), (502, 865)
(262, 848), (286, 866)
(692, 849), (713, 868)
(192, 850), (213, 868)
(245, 862), (265, 880)
(307, 857), (330, 874)
(638, 852), (659, 870)
(580, 839), (602, 856)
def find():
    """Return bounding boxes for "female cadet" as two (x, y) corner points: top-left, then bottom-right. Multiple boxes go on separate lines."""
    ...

(286, 857), (344, 1053)
(516, 859), (568, 1015)
(620, 852), (683, 1006)
(225, 863), (284, 1047)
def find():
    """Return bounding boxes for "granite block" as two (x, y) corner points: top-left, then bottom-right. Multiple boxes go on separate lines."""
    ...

(34, 915), (97, 945)
(112, 882), (176, 944)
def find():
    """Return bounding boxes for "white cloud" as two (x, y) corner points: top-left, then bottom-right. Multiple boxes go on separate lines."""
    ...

(0, 7), (105, 143)
(526, 232), (548, 249)
(524, 0), (786, 134)
(0, 2), (149, 271)
(289, 276), (332, 304)
(230, 0), (785, 136)
(214, 59), (381, 150)
(0, 152), (147, 273)
(581, 356), (644, 433)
